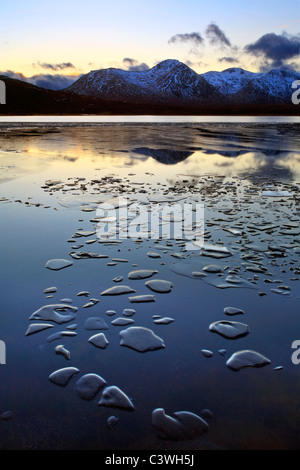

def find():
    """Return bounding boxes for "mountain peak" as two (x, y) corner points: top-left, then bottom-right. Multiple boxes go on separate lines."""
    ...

(153, 59), (184, 70)
(66, 59), (300, 107)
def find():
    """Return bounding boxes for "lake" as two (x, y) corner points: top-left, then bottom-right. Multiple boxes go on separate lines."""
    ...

(0, 117), (299, 450)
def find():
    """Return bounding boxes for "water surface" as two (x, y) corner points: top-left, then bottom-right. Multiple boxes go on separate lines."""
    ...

(0, 119), (299, 450)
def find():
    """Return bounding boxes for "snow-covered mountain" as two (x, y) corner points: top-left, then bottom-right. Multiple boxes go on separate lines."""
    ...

(67, 59), (223, 105)
(229, 69), (300, 104)
(67, 60), (300, 106)
(201, 68), (261, 95)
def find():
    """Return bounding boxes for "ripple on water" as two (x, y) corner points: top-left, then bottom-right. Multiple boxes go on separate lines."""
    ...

(76, 373), (107, 400)
(119, 326), (165, 352)
(152, 408), (209, 441)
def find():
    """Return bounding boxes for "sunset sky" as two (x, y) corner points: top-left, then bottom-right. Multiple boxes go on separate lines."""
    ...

(1, 0), (299, 89)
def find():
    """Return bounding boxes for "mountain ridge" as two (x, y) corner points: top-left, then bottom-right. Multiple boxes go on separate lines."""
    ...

(67, 59), (300, 106)
(0, 60), (299, 115)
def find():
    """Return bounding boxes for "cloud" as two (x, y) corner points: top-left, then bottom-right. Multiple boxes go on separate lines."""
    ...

(122, 58), (149, 72)
(205, 23), (231, 47)
(0, 70), (80, 90)
(30, 73), (81, 90)
(37, 62), (75, 71)
(245, 33), (300, 68)
(168, 32), (204, 47)
(185, 59), (208, 69)
(218, 57), (239, 64)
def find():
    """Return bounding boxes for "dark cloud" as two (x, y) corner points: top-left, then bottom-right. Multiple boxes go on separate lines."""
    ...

(37, 62), (75, 71)
(185, 59), (208, 69)
(205, 23), (231, 47)
(122, 58), (149, 72)
(245, 33), (300, 68)
(218, 57), (239, 63)
(168, 32), (204, 46)
(31, 74), (81, 90)
(0, 70), (80, 90)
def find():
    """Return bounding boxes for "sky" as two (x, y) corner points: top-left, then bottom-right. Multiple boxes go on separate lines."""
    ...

(1, 0), (299, 89)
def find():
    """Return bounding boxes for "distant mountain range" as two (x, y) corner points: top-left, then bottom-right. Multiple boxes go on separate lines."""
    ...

(1, 59), (299, 115)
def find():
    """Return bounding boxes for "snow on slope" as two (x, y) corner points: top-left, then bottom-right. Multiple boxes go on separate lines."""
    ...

(67, 60), (300, 105)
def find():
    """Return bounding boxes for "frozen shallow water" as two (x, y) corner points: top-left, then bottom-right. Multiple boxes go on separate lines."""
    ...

(0, 119), (300, 450)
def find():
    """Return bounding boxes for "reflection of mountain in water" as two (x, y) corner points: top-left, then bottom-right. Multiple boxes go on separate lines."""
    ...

(0, 123), (299, 181)
(132, 147), (194, 164)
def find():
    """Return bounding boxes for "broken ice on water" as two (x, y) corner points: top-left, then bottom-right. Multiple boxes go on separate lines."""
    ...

(49, 367), (79, 386)
(29, 304), (77, 324)
(119, 326), (165, 352)
(45, 259), (73, 270)
(152, 408), (209, 441)
(76, 373), (107, 400)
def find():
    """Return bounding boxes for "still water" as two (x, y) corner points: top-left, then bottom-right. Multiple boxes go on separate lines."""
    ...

(0, 118), (299, 449)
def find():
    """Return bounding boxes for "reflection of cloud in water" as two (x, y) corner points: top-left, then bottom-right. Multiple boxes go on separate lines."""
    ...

(0, 124), (299, 183)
